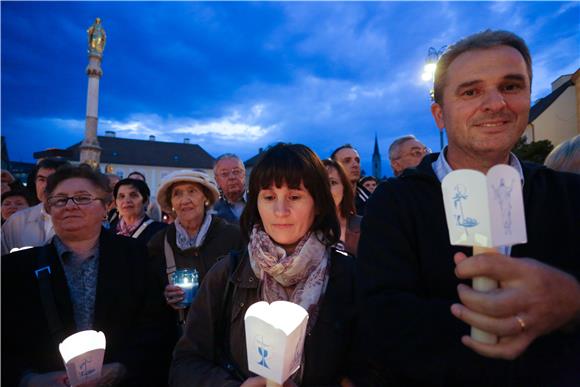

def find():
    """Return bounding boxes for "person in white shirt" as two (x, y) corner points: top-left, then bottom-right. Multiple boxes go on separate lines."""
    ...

(1, 158), (69, 255)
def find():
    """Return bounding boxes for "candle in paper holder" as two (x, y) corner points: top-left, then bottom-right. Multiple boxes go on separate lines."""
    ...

(442, 165), (527, 344)
(59, 330), (106, 387)
(244, 301), (309, 386)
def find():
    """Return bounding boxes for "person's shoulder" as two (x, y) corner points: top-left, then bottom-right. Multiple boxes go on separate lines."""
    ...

(147, 220), (167, 234)
(148, 223), (172, 247)
(3, 203), (42, 227)
(523, 161), (580, 189)
(1, 245), (45, 272)
(101, 230), (143, 251)
(211, 215), (241, 234)
(205, 248), (246, 286)
(330, 247), (355, 267)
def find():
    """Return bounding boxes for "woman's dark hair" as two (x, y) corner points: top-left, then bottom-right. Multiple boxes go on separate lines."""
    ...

(127, 171), (146, 181)
(113, 178), (151, 204)
(1, 189), (33, 206)
(45, 164), (112, 204)
(240, 143), (340, 246)
(322, 158), (355, 219)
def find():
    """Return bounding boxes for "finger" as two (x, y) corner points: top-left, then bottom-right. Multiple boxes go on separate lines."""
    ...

(455, 253), (520, 282)
(451, 303), (523, 336)
(165, 284), (182, 291)
(453, 252), (469, 265)
(165, 294), (184, 306)
(460, 333), (531, 360)
(167, 289), (185, 297)
(457, 283), (524, 317)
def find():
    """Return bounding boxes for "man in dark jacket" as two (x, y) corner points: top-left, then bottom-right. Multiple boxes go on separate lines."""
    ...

(330, 144), (371, 215)
(357, 30), (580, 386)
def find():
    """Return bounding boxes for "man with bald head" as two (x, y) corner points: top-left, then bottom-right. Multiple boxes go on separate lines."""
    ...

(388, 135), (430, 176)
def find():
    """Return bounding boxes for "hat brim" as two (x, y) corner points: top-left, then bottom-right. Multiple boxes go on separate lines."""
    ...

(156, 173), (219, 214)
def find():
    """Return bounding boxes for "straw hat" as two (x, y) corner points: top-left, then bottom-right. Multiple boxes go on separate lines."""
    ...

(156, 170), (219, 213)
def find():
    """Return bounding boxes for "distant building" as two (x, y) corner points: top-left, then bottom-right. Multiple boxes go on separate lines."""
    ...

(66, 132), (216, 194)
(372, 134), (382, 179)
(524, 69), (580, 146)
(244, 147), (265, 177)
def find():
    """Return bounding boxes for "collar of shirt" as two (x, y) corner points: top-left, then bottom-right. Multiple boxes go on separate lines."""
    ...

(53, 235), (99, 266)
(223, 191), (247, 206)
(432, 146), (525, 184)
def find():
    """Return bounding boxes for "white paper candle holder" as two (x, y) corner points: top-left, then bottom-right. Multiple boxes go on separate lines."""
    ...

(59, 330), (106, 387)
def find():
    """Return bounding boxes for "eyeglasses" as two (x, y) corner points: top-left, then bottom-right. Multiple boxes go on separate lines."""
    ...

(47, 195), (103, 208)
(217, 169), (243, 179)
(395, 147), (431, 160)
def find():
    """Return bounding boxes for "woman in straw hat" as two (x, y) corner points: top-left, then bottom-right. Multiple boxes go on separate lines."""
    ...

(148, 170), (242, 321)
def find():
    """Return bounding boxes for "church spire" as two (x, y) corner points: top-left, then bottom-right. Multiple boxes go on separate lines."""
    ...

(372, 133), (382, 179)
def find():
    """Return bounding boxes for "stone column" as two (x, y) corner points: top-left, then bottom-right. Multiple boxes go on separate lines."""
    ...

(80, 18), (106, 169)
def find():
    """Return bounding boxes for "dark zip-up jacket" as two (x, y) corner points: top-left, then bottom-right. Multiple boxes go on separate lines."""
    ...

(170, 248), (358, 386)
(357, 153), (580, 386)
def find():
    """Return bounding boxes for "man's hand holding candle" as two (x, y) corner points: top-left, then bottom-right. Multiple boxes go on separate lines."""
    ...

(451, 251), (580, 360)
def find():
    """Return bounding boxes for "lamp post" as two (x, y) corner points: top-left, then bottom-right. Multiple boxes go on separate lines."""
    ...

(421, 46), (446, 150)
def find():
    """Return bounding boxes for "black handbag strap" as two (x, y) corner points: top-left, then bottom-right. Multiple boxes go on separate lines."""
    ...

(215, 250), (246, 380)
(35, 246), (66, 345)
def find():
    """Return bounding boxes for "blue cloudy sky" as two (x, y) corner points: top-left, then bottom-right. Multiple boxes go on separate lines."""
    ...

(2, 1), (579, 176)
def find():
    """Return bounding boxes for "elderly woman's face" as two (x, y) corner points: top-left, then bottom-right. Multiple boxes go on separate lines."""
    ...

(258, 182), (315, 254)
(116, 184), (146, 219)
(170, 182), (207, 223)
(47, 178), (107, 241)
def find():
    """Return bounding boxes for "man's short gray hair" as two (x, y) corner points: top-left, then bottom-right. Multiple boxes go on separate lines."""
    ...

(433, 29), (532, 105)
(389, 135), (417, 160)
(213, 153), (244, 172)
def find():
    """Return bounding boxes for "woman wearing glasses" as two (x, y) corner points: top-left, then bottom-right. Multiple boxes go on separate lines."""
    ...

(1, 165), (175, 386)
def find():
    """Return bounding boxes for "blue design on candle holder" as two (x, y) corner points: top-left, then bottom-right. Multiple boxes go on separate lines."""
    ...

(79, 358), (95, 378)
(453, 184), (479, 234)
(258, 347), (269, 368)
(172, 268), (200, 308)
(256, 336), (270, 369)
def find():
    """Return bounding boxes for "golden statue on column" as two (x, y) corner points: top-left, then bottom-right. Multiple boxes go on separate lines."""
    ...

(87, 17), (106, 57)
(80, 18), (106, 169)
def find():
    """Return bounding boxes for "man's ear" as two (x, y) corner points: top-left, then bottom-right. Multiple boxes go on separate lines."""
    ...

(390, 160), (401, 175)
(431, 102), (445, 130)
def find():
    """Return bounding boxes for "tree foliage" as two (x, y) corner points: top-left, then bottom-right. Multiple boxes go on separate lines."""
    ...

(512, 137), (554, 164)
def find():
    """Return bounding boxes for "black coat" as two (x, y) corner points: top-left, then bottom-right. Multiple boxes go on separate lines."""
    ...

(1, 230), (177, 386)
(147, 216), (243, 285)
(170, 248), (359, 386)
(357, 154), (580, 386)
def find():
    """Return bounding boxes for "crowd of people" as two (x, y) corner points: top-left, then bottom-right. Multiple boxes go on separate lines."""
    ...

(1, 29), (580, 386)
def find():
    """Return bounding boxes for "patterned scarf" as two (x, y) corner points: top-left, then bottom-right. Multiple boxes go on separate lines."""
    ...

(115, 215), (145, 237)
(248, 225), (329, 329)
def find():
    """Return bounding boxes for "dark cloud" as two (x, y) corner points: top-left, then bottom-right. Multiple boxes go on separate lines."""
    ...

(2, 1), (578, 176)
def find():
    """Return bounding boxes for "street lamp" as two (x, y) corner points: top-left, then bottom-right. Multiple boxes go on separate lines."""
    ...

(422, 46), (447, 150)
